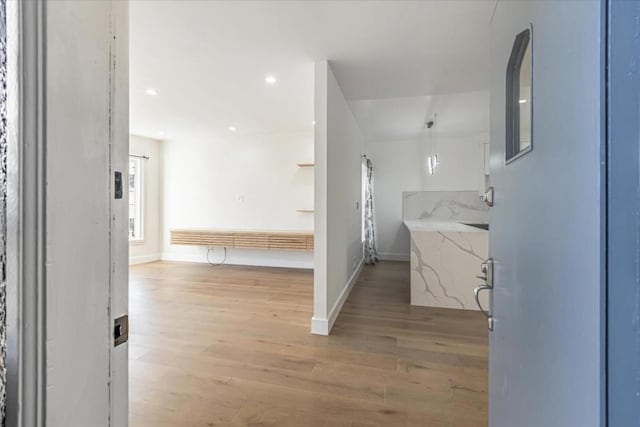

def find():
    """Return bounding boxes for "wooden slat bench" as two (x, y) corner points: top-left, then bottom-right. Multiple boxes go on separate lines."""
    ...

(170, 230), (314, 251)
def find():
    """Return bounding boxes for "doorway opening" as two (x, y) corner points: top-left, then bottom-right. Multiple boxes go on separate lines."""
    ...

(126, 2), (492, 426)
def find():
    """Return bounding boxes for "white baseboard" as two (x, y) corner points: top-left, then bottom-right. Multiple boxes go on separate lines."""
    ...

(160, 248), (314, 270)
(311, 258), (364, 336)
(378, 252), (410, 262)
(310, 316), (330, 335)
(129, 253), (161, 265)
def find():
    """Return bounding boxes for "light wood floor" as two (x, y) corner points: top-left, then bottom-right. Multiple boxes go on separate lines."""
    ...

(129, 261), (488, 427)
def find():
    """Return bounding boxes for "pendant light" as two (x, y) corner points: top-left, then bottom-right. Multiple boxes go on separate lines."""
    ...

(426, 114), (439, 175)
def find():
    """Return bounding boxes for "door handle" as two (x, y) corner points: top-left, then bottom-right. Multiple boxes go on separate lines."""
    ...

(475, 258), (494, 331)
(483, 186), (494, 207)
(474, 284), (491, 318)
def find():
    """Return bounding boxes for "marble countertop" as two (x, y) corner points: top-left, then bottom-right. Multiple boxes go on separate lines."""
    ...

(403, 220), (488, 233)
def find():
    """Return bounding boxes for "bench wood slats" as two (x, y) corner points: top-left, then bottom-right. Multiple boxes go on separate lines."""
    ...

(170, 230), (314, 251)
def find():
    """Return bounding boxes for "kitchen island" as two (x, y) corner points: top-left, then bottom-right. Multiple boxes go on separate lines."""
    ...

(404, 220), (488, 310)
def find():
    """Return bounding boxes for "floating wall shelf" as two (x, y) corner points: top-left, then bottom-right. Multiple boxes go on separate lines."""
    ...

(296, 209), (314, 213)
(170, 229), (314, 251)
(296, 162), (315, 167)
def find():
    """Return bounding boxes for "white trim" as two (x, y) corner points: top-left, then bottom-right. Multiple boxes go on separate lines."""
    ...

(312, 61), (329, 327)
(310, 316), (330, 336)
(129, 253), (161, 266)
(161, 249), (314, 270)
(378, 252), (410, 262)
(311, 258), (364, 336)
(109, 3), (130, 426)
(6, 1), (47, 425)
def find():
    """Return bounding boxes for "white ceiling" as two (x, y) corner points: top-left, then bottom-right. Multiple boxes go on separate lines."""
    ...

(350, 90), (490, 142)
(130, 0), (494, 140)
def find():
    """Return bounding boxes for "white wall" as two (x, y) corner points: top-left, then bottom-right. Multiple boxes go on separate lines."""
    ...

(312, 61), (365, 335)
(129, 135), (163, 265)
(366, 139), (422, 260)
(366, 90), (489, 260)
(160, 129), (315, 269)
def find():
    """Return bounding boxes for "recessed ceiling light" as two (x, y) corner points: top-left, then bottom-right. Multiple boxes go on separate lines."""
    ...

(312, 120), (316, 126)
(519, 99), (527, 104)
(157, 131), (165, 136)
(228, 126), (237, 132)
(264, 75), (277, 85)
(145, 88), (158, 96)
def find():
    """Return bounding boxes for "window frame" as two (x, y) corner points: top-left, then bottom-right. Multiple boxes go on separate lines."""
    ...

(128, 156), (144, 243)
(505, 25), (533, 164)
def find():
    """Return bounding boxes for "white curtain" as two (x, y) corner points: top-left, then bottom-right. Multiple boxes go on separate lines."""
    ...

(363, 157), (379, 264)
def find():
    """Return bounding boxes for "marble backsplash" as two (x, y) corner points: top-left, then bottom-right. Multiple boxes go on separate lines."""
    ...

(402, 191), (488, 223)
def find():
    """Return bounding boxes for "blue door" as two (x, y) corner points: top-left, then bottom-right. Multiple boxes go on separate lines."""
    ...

(488, 2), (605, 426)
(607, 0), (640, 425)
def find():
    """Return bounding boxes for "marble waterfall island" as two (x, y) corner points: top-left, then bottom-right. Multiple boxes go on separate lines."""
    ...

(405, 221), (488, 310)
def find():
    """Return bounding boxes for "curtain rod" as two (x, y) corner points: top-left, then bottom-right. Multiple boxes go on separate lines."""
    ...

(130, 154), (149, 160)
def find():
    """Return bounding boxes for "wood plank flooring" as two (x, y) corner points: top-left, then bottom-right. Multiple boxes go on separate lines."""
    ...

(129, 261), (488, 427)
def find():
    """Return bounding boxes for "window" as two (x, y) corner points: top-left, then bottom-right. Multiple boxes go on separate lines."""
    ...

(506, 27), (533, 162)
(129, 156), (144, 241)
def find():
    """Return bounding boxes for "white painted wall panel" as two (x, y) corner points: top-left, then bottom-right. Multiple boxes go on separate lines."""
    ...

(45, 2), (121, 425)
(325, 64), (365, 308)
(365, 139), (422, 260)
(110, 2), (130, 425)
(313, 61), (364, 334)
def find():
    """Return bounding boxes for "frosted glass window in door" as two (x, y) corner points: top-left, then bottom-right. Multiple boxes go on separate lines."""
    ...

(506, 27), (533, 161)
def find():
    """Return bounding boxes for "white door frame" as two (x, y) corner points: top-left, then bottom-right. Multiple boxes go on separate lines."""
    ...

(5, 2), (129, 425)
(6, 1), (47, 425)
(109, 2), (130, 425)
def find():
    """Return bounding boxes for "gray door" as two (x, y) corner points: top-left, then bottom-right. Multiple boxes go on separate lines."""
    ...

(488, 2), (605, 426)
(607, 1), (640, 424)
